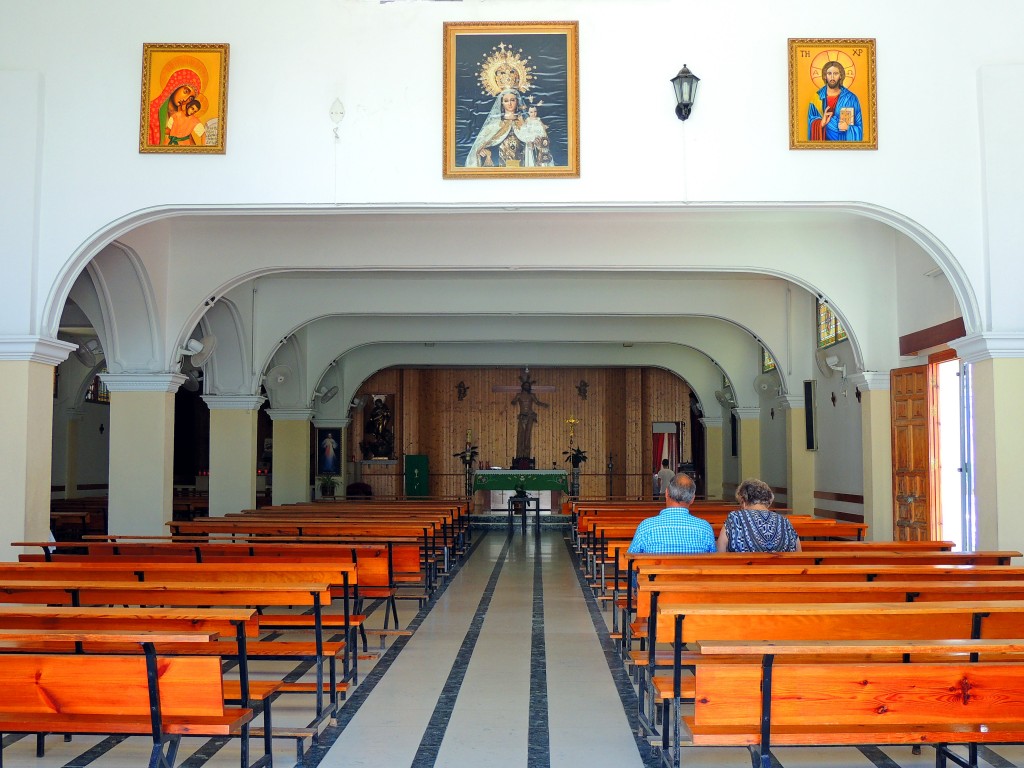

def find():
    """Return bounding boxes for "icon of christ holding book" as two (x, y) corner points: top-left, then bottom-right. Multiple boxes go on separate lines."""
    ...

(807, 60), (863, 142)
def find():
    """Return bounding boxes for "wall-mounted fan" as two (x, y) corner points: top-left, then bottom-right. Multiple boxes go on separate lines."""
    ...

(753, 372), (779, 397)
(814, 348), (846, 379)
(349, 395), (368, 411)
(264, 365), (292, 389)
(181, 370), (203, 393)
(178, 334), (217, 368)
(714, 389), (736, 408)
(74, 338), (103, 367)
(315, 385), (339, 404)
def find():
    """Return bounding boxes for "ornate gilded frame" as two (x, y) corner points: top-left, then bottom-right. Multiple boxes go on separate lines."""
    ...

(443, 21), (579, 178)
(139, 43), (229, 154)
(788, 38), (877, 150)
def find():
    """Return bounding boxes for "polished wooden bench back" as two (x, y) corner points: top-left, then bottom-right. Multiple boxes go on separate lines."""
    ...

(675, 639), (1024, 768)
(0, 650), (263, 768)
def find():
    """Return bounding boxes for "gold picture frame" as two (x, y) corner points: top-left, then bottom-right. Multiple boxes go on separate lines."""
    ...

(443, 21), (579, 178)
(139, 43), (229, 154)
(788, 38), (876, 150)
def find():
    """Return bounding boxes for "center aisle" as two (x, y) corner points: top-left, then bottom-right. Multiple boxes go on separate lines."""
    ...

(311, 528), (650, 768)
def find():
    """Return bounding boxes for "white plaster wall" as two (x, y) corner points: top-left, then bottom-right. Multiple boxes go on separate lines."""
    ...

(2, 0), (1017, 337)
(896, 234), (961, 338)
(759, 397), (788, 501)
(813, 368), (865, 499)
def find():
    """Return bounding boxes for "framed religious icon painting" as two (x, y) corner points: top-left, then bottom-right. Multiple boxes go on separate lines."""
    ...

(139, 43), (229, 153)
(443, 21), (579, 178)
(788, 38), (877, 150)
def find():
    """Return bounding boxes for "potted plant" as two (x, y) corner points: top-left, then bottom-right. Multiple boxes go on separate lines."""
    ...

(317, 473), (338, 498)
(452, 444), (479, 498)
(563, 447), (587, 497)
(563, 447), (588, 468)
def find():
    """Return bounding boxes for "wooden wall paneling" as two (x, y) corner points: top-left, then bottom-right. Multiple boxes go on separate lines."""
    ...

(625, 369), (643, 499)
(347, 364), (698, 504)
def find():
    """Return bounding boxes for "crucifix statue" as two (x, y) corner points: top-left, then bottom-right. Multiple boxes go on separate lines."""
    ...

(492, 368), (555, 467)
(511, 370), (549, 462)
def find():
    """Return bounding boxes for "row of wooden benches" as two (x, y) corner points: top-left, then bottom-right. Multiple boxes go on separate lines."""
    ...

(612, 547), (1024, 768)
(3, 504), (473, 767)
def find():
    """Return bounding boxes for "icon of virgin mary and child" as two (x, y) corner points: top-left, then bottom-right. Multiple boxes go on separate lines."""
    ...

(464, 43), (553, 169)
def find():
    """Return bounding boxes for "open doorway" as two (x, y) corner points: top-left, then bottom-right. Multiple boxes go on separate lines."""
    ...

(891, 350), (969, 547)
(933, 352), (971, 550)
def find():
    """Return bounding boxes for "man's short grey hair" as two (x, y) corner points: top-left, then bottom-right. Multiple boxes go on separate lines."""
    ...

(667, 473), (696, 505)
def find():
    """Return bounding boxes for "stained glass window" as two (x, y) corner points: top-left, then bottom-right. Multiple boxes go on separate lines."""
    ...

(817, 300), (848, 348)
(761, 348), (776, 373)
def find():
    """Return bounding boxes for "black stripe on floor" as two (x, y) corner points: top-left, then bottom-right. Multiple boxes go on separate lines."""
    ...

(561, 536), (661, 768)
(528, 529), (550, 767)
(301, 532), (488, 767)
(409, 531), (511, 767)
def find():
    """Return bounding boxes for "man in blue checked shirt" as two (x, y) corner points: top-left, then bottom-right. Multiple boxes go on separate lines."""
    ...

(627, 473), (715, 554)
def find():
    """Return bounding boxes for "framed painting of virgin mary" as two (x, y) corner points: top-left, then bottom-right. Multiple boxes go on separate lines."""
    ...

(443, 21), (579, 178)
(139, 43), (229, 154)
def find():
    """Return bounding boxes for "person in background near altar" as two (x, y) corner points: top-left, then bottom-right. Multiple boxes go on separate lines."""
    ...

(627, 473), (715, 555)
(717, 478), (801, 553)
(656, 459), (674, 495)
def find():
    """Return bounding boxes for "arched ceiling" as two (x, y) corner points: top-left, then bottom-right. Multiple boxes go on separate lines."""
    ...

(55, 205), (962, 414)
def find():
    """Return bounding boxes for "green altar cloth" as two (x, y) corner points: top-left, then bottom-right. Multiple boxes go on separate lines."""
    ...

(473, 469), (569, 492)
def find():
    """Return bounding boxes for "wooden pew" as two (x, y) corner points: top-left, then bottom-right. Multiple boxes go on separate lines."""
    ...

(683, 638), (1024, 768)
(651, 600), (1024, 761)
(0, 631), (269, 768)
(21, 539), (426, 632)
(0, 606), (322, 762)
(0, 580), (346, 733)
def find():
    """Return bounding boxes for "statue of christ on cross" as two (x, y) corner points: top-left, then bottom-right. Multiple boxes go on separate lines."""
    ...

(511, 370), (548, 461)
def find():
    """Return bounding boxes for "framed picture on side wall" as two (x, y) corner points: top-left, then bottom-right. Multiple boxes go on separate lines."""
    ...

(316, 428), (342, 476)
(788, 38), (877, 150)
(139, 43), (229, 153)
(443, 21), (579, 178)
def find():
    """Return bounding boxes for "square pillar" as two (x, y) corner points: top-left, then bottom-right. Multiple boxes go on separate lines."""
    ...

(700, 417), (724, 500)
(779, 396), (815, 516)
(0, 337), (74, 558)
(848, 373), (892, 541)
(267, 408), (314, 504)
(733, 407), (762, 483)
(101, 373), (185, 536)
(203, 395), (265, 517)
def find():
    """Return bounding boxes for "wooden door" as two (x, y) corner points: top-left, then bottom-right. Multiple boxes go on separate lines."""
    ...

(890, 365), (934, 541)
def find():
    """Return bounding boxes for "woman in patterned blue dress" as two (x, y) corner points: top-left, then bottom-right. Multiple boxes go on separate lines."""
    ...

(716, 479), (802, 553)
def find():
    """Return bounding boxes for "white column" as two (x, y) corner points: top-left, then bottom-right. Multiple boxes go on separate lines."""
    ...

(267, 408), (313, 504)
(203, 395), (265, 517)
(955, 334), (1024, 554)
(779, 395), (815, 516)
(0, 337), (76, 559)
(101, 373), (185, 536)
(699, 417), (724, 500)
(733, 407), (762, 483)
(847, 372), (892, 541)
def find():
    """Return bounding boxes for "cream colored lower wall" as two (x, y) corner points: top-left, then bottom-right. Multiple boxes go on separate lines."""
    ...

(272, 419), (311, 504)
(860, 388), (893, 542)
(736, 409), (761, 484)
(209, 409), (258, 516)
(702, 420), (724, 499)
(971, 358), (1024, 553)
(0, 361), (55, 560)
(107, 389), (174, 536)
(785, 407), (815, 516)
